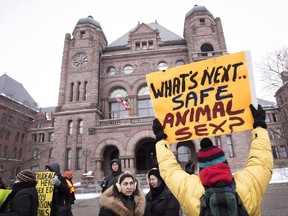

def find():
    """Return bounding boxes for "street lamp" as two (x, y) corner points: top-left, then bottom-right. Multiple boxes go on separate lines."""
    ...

(82, 148), (91, 173)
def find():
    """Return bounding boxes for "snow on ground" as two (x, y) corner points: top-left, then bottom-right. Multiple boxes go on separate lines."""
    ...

(75, 168), (288, 200)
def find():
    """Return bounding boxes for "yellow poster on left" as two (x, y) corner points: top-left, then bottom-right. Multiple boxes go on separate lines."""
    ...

(146, 51), (257, 143)
(36, 172), (55, 216)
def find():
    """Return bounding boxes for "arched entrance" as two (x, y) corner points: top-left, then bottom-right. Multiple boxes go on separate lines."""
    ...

(102, 145), (120, 176)
(135, 138), (156, 174)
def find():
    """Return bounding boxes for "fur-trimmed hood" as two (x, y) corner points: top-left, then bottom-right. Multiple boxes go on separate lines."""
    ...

(100, 185), (146, 216)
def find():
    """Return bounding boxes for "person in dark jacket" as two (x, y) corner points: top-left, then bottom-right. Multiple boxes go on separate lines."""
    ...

(0, 169), (38, 216)
(99, 171), (145, 216)
(101, 158), (122, 193)
(144, 168), (180, 216)
(45, 163), (70, 216)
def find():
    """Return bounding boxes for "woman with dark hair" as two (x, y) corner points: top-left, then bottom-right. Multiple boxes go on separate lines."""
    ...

(144, 168), (180, 216)
(99, 171), (145, 216)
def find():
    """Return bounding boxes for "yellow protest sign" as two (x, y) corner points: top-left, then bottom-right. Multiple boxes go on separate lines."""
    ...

(36, 172), (55, 216)
(146, 51), (257, 143)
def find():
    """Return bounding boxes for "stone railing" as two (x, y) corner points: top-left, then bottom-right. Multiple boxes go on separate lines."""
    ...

(98, 116), (154, 127)
(191, 51), (226, 61)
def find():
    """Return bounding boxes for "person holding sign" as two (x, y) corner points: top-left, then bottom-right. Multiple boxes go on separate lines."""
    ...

(152, 104), (273, 216)
(0, 169), (38, 215)
(45, 163), (70, 216)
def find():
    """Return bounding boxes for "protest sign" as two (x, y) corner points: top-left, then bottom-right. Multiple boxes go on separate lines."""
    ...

(146, 51), (257, 143)
(36, 172), (55, 216)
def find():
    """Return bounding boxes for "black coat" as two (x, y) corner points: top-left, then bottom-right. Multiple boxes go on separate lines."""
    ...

(144, 186), (180, 216)
(45, 163), (70, 216)
(101, 159), (122, 193)
(0, 181), (38, 216)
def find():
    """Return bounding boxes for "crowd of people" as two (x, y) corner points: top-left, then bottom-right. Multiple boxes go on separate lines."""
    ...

(0, 104), (273, 216)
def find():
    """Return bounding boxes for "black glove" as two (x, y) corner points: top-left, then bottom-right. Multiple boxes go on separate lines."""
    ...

(152, 118), (167, 142)
(249, 104), (267, 129)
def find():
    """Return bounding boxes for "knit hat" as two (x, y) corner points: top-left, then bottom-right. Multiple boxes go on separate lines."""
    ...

(197, 138), (228, 170)
(147, 168), (164, 182)
(16, 169), (36, 182)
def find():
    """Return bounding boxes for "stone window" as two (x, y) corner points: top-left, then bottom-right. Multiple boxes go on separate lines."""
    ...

(107, 66), (117, 76)
(272, 146), (279, 159)
(109, 88), (129, 119)
(200, 18), (205, 26)
(78, 119), (83, 134)
(177, 146), (191, 162)
(66, 149), (72, 170)
(280, 145), (288, 158)
(201, 43), (214, 56)
(68, 120), (73, 135)
(123, 65), (134, 74)
(175, 60), (185, 66)
(76, 148), (82, 170)
(137, 86), (154, 117)
(158, 61), (169, 70)
(226, 135), (235, 158)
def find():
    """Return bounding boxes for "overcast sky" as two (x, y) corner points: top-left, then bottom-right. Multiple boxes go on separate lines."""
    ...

(0, 0), (287, 107)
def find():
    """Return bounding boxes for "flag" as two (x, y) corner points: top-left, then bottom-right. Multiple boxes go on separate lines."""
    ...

(116, 98), (131, 111)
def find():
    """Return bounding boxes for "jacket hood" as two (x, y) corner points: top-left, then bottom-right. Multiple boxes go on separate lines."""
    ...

(100, 185), (145, 216)
(45, 163), (60, 174)
(110, 158), (122, 173)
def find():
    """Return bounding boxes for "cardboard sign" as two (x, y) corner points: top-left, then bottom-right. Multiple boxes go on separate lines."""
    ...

(36, 172), (55, 216)
(146, 51), (257, 143)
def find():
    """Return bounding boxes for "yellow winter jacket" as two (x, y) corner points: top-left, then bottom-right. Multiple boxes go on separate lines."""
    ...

(156, 127), (273, 216)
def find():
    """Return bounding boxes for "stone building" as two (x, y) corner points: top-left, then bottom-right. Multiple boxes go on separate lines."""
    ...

(0, 5), (287, 185)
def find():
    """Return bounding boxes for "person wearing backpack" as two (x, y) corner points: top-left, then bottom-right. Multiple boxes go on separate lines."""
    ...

(152, 104), (273, 216)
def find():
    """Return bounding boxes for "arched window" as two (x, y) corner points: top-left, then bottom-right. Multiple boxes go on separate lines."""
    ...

(200, 43), (214, 56)
(76, 81), (81, 101)
(109, 88), (129, 119)
(137, 86), (154, 117)
(83, 81), (88, 100)
(68, 120), (73, 135)
(78, 119), (83, 134)
(66, 149), (72, 170)
(177, 146), (191, 162)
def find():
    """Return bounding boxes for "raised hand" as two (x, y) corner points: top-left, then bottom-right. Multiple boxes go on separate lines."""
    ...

(249, 104), (267, 129)
(152, 118), (168, 142)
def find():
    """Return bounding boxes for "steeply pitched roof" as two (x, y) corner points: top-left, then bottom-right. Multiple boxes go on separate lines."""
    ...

(107, 22), (185, 48)
(257, 98), (276, 107)
(0, 74), (39, 110)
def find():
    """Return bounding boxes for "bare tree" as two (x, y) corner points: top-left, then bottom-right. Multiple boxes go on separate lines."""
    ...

(257, 47), (288, 97)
